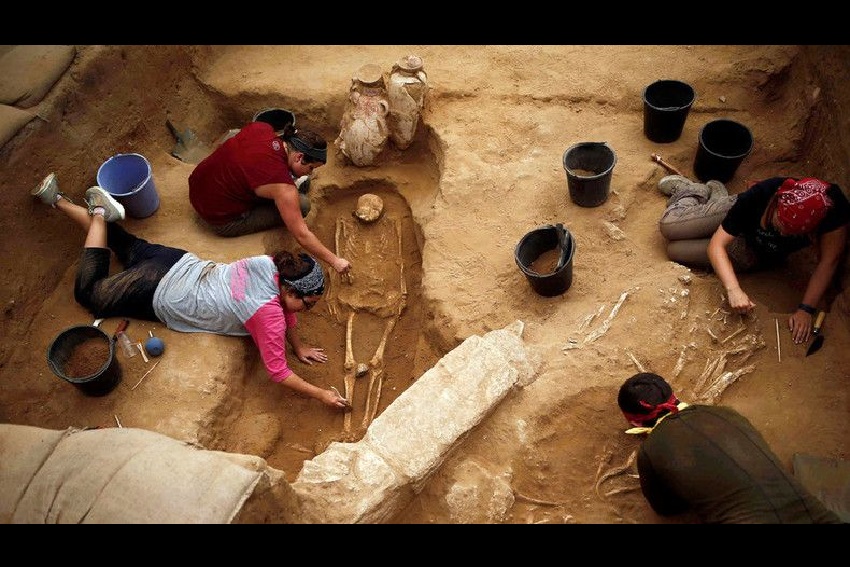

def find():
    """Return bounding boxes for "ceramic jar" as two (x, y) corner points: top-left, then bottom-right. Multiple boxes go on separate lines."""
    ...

(386, 55), (428, 150)
(335, 64), (389, 166)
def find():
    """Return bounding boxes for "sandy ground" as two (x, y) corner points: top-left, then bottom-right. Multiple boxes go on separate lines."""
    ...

(1, 45), (849, 524)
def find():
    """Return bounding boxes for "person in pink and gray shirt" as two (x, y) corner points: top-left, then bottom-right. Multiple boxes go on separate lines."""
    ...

(32, 172), (350, 410)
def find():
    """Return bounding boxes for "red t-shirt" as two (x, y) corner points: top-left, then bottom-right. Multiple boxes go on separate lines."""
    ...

(189, 121), (296, 225)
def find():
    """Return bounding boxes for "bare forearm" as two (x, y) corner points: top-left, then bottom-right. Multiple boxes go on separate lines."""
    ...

(293, 230), (339, 267)
(708, 229), (754, 313)
(803, 229), (847, 307)
(708, 240), (740, 293)
(802, 258), (840, 307)
(281, 372), (326, 401)
(270, 187), (349, 274)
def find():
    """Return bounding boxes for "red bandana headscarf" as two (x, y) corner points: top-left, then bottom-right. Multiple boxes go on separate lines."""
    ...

(775, 177), (832, 235)
(622, 393), (681, 427)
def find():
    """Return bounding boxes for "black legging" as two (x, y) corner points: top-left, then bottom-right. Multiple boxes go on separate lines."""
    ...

(74, 224), (187, 320)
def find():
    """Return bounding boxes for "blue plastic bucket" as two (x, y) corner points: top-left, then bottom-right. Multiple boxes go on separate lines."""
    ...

(96, 153), (160, 218)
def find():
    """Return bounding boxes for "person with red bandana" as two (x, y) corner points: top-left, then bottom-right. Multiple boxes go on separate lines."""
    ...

(617, 372), (843, 524)
(657, 175), (850, 345)
(189, 120), (351, 276)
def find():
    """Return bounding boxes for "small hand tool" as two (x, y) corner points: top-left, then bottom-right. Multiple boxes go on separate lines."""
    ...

(806, 311), (826, 357)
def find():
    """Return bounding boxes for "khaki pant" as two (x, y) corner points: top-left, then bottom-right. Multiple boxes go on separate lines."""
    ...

(659, 184), (758, 271)
(202, 194), (311, 238)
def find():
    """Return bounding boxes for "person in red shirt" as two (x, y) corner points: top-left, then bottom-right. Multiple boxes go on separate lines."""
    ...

(189, 121), (351, 275)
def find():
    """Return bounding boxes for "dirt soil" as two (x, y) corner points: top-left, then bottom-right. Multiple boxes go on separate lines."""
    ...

(2, 45), (850, 524)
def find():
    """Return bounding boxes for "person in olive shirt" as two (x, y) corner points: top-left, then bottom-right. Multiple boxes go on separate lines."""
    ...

(617, 372), (843, 524)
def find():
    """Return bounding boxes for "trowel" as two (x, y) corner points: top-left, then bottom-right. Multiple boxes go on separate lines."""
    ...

(166, 119), (212, 164)
(806, 311), (826, 357)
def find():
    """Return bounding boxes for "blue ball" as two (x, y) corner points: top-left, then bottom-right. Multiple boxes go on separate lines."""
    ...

(144, 336), (165, 357)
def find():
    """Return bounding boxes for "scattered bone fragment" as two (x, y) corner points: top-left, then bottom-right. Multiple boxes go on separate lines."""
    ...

(584, 290), (632, 345)
(693, 356), (722, 396)
(603, 220), (625, 241)
(697, 364), (756, 404)
(626, 351), (645, 373)
(672, 346), (688, 377)
(595, 449), (638, 499)
(721, 325), (746, 344)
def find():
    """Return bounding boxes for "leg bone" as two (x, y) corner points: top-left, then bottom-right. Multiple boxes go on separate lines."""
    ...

(362, 315), (399, 429)
(343, 311), (356, 433)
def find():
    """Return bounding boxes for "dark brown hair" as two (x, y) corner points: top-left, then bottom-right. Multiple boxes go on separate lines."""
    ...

(272, 250), (313, 280)
(281, 125), (327, 164)
(618, 372), (675, 426)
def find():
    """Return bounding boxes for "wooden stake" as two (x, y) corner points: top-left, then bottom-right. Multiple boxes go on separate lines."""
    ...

(775, 318), (781, 362)
(131, 361), (160, 390)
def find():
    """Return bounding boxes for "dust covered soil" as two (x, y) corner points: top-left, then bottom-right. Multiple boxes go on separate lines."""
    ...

(2, 45), (850, 523)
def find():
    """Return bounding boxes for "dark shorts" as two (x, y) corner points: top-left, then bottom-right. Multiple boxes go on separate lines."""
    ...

(74, 224), (187, 320)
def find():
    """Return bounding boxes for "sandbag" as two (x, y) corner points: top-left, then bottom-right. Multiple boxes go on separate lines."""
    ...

(0, 45), (76, 108)
(0, 104), (35, 148)
(0, 424), (275, 524)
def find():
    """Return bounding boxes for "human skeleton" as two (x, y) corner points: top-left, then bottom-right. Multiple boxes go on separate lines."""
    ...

(327, 195), (407, 434)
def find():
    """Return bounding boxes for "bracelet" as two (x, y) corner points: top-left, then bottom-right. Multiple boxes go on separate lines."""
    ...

(797, 303), (817, 315)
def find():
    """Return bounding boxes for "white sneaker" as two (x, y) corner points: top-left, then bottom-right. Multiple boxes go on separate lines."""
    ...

(85, 186), (125, 222)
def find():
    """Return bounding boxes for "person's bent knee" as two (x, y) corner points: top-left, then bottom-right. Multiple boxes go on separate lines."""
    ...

(666, 239), (712, 268)
(299, 193), (311, 218)
(73, 287), (105, 318)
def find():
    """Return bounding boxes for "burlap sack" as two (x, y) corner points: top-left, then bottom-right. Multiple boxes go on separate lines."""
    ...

(0, 104), (35, 148)
(0, 424), (275, 524)
(0, 45), (76, 108)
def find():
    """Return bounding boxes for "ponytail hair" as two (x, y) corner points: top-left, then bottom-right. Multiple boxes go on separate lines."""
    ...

(282, 126), (327, 164)
(273, 250), (325, 296)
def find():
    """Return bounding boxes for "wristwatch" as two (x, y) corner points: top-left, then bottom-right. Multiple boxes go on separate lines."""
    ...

(797, 303), (817, 315)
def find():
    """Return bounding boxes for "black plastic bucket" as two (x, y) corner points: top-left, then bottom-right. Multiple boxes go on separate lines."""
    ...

(693, 119), (753, 183)
(515, 223), (576, 297)
(563, 142), (617, 207)
(47, 325), (122, 396)
(642, 80), (696, 143)
(253, 108), (296, 134)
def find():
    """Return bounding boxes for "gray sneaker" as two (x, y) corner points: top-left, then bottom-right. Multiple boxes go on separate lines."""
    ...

(658, 175), (695, 197)
(706, 180), (728, 201)
(31, 172), (61, 206)
(85, 186), (125, 222)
